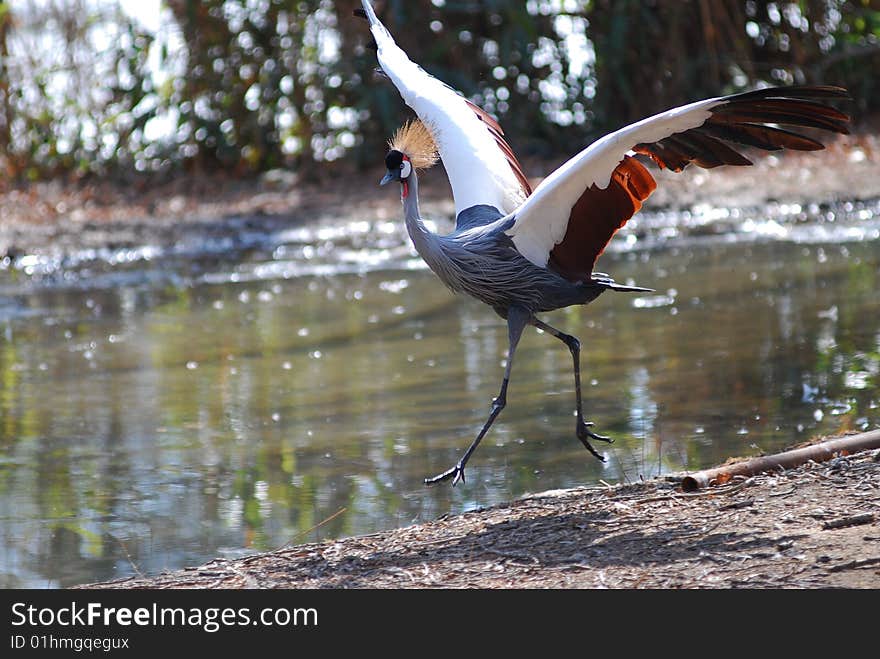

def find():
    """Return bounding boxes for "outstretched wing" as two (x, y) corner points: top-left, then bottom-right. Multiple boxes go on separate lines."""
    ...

(357, 1), (531, 221)
(506, 86), (850, 281)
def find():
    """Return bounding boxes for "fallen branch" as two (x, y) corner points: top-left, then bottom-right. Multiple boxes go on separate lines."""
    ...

(680, 430), (880, 492)
(828, 556), (880, 573)
(718, 497), (755, 511)
(822, 513), (875, 530)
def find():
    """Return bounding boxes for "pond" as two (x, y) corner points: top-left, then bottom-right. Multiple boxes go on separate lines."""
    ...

(1, 196), (878, 587)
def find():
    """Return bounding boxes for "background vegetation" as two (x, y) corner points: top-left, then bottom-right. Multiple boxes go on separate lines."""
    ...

(1, 0), (878, 184)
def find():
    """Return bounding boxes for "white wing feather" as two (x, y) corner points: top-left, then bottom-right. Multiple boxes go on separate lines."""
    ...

(506, 97), (725, 267)
(360, 1), (526, 214)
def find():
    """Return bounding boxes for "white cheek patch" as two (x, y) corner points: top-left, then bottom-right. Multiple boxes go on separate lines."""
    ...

(400, 160), (412, 178)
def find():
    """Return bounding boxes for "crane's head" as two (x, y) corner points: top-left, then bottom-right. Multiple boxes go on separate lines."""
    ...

(380, 149), (411, 186)
(379, 120), (439, 197)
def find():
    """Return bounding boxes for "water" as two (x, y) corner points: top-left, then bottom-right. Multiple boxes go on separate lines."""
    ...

(1, 198), (878, 587)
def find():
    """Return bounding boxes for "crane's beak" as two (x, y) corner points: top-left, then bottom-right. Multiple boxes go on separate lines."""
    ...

(379, 171), (396, 186)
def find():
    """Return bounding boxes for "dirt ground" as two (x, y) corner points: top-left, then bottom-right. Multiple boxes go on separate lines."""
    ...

(81, 441), (880, 589)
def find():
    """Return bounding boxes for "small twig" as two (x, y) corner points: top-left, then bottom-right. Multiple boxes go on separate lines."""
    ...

(420, 534), (472, 546)
(277, 506), (348, 549)
(382, 566), (417, 583)
(718, 497), (755, 511)
(630, 494), (679, 505)
(635, 479), (754, 506)
(822, 513), (875, 530)
(478, 542), (539, 564)
(115, 537), (145, 579)
(828, 556), (880, 573)
(698, 479), (755, 497)
(676, 518), (726, 539)
(227, 564), (261, 588)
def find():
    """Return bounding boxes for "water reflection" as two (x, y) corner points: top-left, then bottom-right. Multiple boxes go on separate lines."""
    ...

(0, 201), (878, 587)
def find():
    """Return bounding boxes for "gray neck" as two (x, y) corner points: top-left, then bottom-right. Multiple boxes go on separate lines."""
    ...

(401, 172), (436, 260)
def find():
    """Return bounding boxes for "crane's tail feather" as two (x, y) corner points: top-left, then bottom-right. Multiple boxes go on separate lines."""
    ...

(605, 283), (654, 293)
(591, 275), (653, 293)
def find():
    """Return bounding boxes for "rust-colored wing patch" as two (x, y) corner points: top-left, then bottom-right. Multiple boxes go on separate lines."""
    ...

(548, 156), (656, 282)
(466, 99), (533, 198)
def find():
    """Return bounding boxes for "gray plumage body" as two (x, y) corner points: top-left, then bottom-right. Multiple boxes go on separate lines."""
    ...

(402, 175), (620, 317)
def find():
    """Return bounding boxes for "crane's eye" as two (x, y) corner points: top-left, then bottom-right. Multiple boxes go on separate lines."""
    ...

(399, 160), (412, 178)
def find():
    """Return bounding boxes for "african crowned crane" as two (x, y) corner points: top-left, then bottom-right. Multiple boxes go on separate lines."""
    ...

(357, 1), (851, 486)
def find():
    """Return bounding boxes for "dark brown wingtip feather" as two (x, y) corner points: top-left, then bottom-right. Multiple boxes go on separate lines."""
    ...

(636, 84), (850, 173)
(664, 131), (754, 168)
(710, 107), (850, 135)
(464, 99), (533, 197)
(634, 141), (691, 171)
(724, 84), (851, 102)
(710, 85), (852, 136)
(465, 99), (505, 135)
(729, 98), (851, 122)
(699, 122), (826, 151)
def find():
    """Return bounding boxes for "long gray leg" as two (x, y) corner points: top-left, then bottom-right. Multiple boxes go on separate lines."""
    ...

(531, 317), (612, 462)
(425, 306), (531, 486)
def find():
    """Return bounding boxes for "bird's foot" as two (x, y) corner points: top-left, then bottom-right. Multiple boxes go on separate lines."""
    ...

(578, 420), (613, 444)
(576, 420), (612, 462)
(424, 463), (466, 487)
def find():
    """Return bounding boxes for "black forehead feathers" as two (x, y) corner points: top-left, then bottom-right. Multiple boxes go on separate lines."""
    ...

(385, 149), (404, 169)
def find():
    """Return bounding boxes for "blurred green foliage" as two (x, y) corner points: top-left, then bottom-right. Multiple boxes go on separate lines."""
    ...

(0, 0), (878, 184)
(0, 0), (154, 182)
